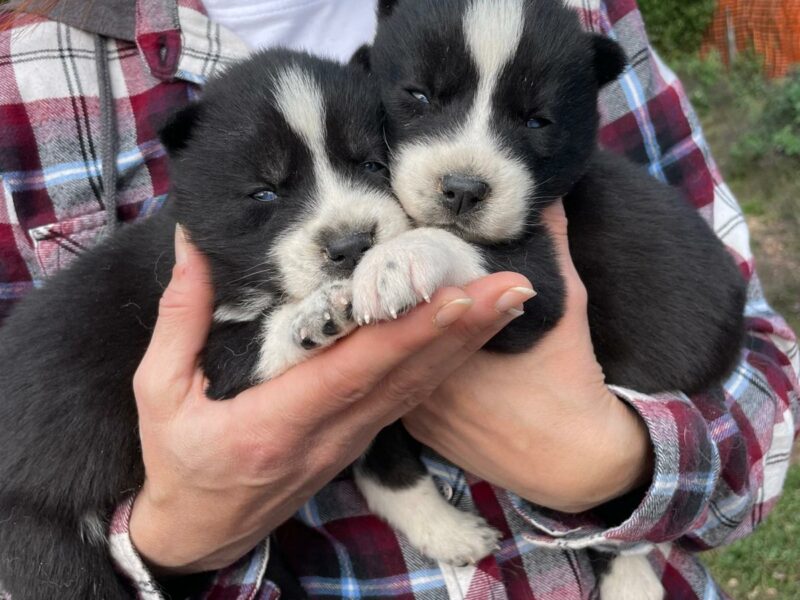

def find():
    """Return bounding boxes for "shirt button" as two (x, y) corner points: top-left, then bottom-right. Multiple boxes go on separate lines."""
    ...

(438, 481), (454, 500)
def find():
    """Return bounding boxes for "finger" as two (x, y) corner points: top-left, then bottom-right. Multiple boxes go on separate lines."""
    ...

(539, 200), (580, 276)
(344, 272), (534, 429)
(135, 225), (214, 407)
(236, 285), (477, 425)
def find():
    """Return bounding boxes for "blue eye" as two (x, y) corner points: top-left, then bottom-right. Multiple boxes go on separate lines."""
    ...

(362, 161), (388, 174)
(526, 117), (552, 129)
(251, 189), (278, 202)
(409, 90), (430, 104)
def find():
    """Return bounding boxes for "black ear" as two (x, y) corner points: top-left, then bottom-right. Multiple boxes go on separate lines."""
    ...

(350, 44), (372, 72)
(590, 34), (627, 87)
(159, 103), (202, 155)
(378, 0), (399, 19)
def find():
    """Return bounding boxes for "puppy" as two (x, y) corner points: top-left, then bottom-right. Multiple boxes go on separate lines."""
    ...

(0, 50), (409, 599)
(347, 0), (746, 595)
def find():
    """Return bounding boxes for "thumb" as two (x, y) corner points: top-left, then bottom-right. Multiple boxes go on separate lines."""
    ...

(136, 225), (214, 403)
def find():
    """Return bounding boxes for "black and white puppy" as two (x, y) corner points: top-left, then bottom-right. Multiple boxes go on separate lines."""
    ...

(347, 0), (747, 595)
(0, 50), (409, 599)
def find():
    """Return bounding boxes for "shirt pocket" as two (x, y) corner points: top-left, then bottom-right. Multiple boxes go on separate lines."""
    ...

(28, 211), (109, 277)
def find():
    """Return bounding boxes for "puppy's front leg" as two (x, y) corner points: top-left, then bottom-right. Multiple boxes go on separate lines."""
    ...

(255, 280), (355, 382)
(351, 227), (487, 323)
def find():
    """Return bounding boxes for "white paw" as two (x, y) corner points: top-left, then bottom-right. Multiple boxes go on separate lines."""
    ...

(407, 508), (501, 566)
(355, 471), (500, 566)
(351, 228), (486, 324)
(600, 554), (664, 600)
(291, 281), (354, 350)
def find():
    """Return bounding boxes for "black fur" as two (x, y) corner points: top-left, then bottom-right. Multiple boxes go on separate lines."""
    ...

(0, 50), (391, 599)
(359, 0), (746, 564)
(369, 0), (745, 394)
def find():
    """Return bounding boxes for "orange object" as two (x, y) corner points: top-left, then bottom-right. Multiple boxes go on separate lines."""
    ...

(704, 0), (800, 78)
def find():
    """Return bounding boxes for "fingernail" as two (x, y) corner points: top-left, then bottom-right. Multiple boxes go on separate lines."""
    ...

(495, 286), (536, 316)
(434, 298), (473, 329)
(174, 224), (188, 265)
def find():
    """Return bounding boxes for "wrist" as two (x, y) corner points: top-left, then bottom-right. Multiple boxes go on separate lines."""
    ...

(129, 485), (227, 576)
(579, 390), (653, 510)
(539, 388), (653, 514)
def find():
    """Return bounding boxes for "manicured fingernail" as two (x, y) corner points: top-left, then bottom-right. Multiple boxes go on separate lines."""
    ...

(174, 224), (188, 265)
(434, 298), (473, 328)
(495, 286), (536, 315)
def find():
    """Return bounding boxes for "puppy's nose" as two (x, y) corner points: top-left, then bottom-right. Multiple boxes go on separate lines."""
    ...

(325, 231), (373, 272)
(440, 175), (490, 216)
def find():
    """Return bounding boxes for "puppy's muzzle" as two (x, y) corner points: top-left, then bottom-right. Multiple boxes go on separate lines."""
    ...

(325, 231), (374, 274)
(440, 174), (490, 216)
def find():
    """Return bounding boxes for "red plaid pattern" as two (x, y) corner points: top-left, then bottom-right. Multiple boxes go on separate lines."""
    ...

(0, 1), (797, 599)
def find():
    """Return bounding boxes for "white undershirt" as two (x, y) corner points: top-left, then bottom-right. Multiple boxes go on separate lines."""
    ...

(202, 0), (379, 62)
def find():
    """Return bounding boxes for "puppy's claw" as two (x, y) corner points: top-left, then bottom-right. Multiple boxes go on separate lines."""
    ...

(390, 308), (398, 320)
(422, 292), (431, 303)
(364, 314), (371, 325)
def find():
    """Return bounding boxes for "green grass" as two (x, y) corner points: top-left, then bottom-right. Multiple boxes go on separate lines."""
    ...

(668, 52), (800, 600)
(703, 465), (800, 599)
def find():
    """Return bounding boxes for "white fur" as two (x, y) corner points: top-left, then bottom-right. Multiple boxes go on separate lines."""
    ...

(79, 511), (106, 546)
(464, 0), (525, 85)
(390, 0), (533, 244)
(351, 227), (487, 323)
(270, 66), (411, 300)
(600, 554), (665, 600)
(254, 281), (355, 381)
(213, 291), (274, 324)
(355, 469), (501, 565)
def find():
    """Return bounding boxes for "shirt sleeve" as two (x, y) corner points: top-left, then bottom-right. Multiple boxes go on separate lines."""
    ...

(108, 495), (279, 599)
(508, 0), (799, 552)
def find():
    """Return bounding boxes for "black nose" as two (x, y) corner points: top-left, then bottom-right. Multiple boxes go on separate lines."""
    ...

(440, 174), (490, 216)
(325, 231), (373, 272)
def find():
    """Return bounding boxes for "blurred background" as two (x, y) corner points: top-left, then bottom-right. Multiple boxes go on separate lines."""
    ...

(639, 0), (799, 597)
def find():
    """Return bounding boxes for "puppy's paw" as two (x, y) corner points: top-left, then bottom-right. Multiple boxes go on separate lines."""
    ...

(409, 510), (502, 567)
(351, 228), (486, 323)
(291, 281), (354, 350)
(355, 471), (501, 567)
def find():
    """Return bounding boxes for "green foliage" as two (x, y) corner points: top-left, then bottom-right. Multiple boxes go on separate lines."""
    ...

(638, 0), (716, 59)
(670, 50), (800, 173)
(704, 465), (800, 599)
(729, 69), (800, 165)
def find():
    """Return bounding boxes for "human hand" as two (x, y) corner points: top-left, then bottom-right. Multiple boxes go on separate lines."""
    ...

(129, 225), (534, 574)
(403, 200), (653, 514)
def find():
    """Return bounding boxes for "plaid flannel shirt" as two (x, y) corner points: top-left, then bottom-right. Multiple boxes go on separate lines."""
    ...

(0, 0), (798, 598)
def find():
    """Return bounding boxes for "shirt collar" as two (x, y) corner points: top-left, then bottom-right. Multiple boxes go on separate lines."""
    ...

(14, 0), (249, 83)
(14, 0), (138, 40)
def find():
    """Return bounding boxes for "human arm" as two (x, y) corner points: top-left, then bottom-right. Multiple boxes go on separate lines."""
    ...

(405, 0), (799, 561)
(403, 199), (655, 514)
(110, 226), (533, 595)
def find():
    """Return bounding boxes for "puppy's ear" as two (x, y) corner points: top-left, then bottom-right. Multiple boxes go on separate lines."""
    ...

(590, 34), (627, 87)
(159, 103), (202, 155)
(378, 0), (399, 19)
(350, 44), (372, 72)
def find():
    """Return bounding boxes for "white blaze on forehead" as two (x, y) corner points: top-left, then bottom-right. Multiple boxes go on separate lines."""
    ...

(463, 0), (525, 147)
(274, 66), (327, 157)
(464, 0), (525, 111)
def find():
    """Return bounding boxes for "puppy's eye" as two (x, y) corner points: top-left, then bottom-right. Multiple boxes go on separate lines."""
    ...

(250, 189), (278, 202)
(526, 117), (553, 129)
(362, 161), (389, 174)
(407, 89), (430, 104)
